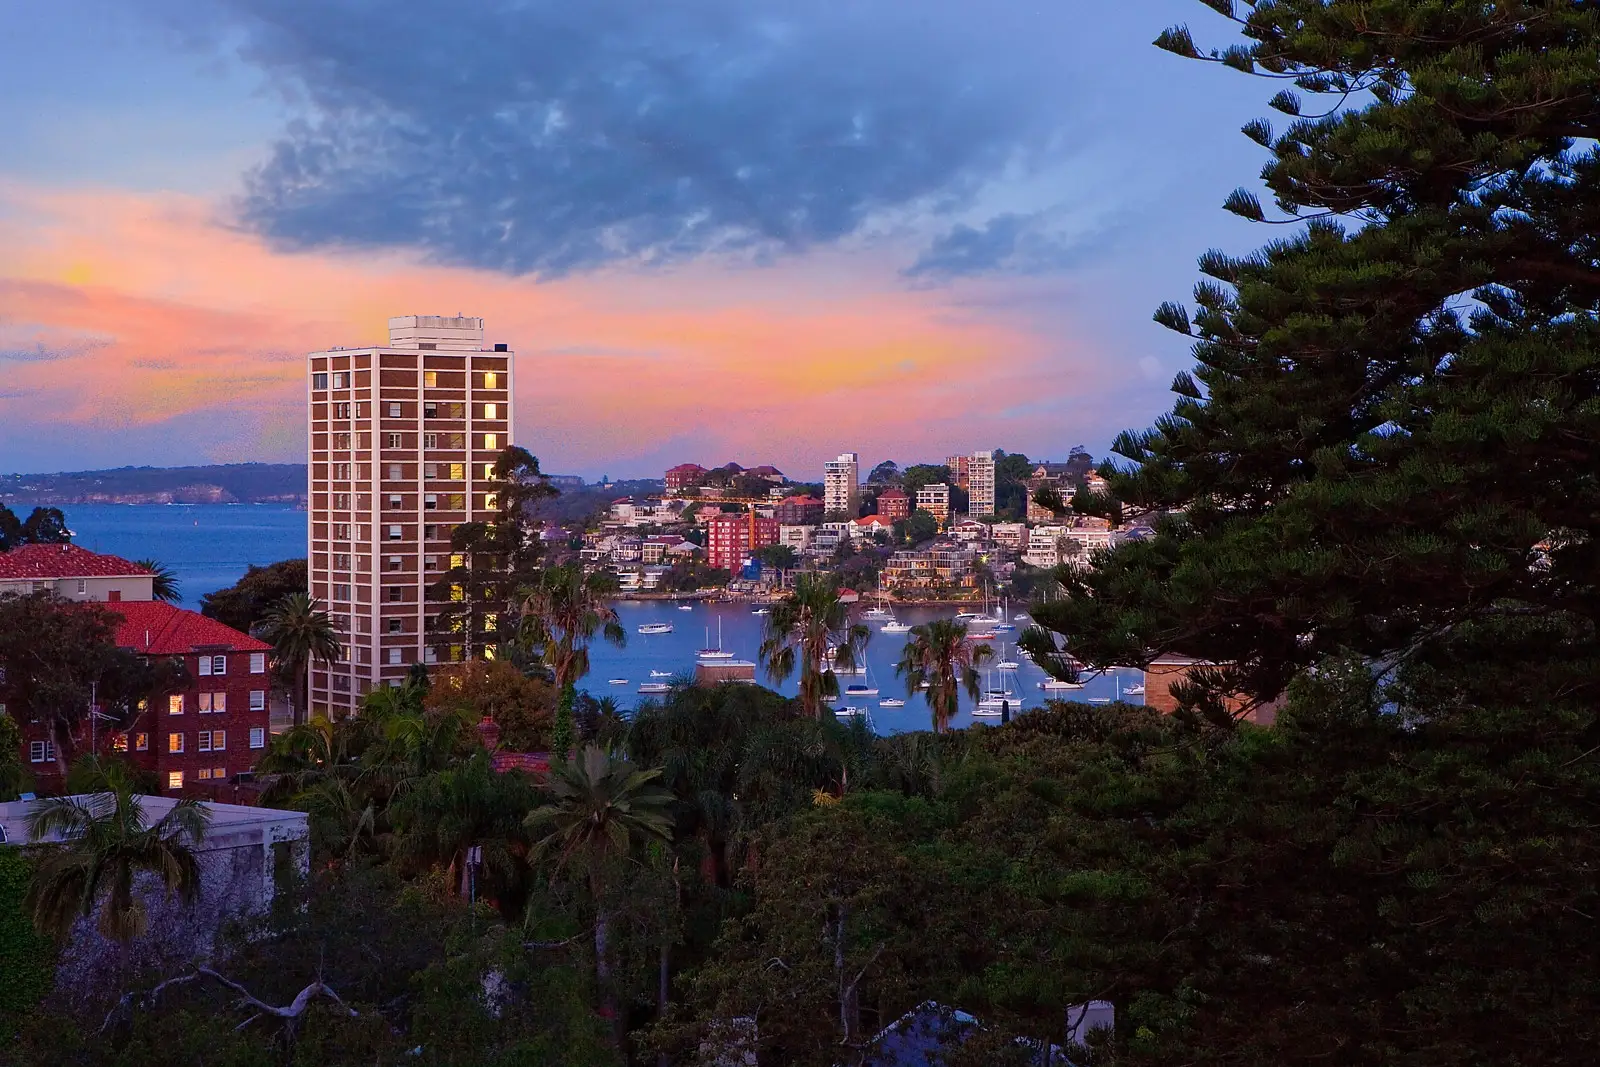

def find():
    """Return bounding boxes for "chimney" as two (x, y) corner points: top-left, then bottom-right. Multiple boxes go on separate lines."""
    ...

(476, 715), (502, 753)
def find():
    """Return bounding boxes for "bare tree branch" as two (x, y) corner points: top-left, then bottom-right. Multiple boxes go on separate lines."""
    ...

(101, 967), (358, 1035)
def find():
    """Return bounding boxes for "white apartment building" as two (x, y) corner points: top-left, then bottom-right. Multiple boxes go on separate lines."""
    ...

(779, 524), (815, 552)
(307, 315), (513, 715)
(914, 482), (951, 523)
(823, 452), (861, 516)
(968, 450), (996, 517)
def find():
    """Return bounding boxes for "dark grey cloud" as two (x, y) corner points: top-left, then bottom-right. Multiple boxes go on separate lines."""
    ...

(905, 211), (1120, 281)
(200, 0), (1071, 277)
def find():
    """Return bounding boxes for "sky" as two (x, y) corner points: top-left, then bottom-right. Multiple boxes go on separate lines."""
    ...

(0, 0), (1273, 481)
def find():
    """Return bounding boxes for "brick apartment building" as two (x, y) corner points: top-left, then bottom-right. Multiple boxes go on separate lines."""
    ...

(875, 488), (910, 521)
(706, 511), (780, 573)
(13, 601), (273, 795)
(306, 314), (513, 714)
(773, 495), (824, 525)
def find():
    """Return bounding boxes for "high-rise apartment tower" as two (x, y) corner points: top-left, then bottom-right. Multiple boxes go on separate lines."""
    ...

(307, 316), (513, 715)
(823, 452), (861, 516)
(967, 450), (996, 517)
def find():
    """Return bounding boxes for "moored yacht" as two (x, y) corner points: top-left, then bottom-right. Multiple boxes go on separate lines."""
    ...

(638, 622), (674, 635)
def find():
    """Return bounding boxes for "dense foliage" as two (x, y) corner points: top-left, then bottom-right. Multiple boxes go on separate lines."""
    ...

(199, 559), (308, 634)
(1039, 0), (1600, 724)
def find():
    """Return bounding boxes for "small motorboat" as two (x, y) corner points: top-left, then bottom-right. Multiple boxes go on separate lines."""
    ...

(1122, 684), (1145, 696)
(997, 661), (1020, 671)
(977, 697), (1022, 711)
(751, 606), (770, 615)
(638, 683), (672, 694)
(968, 631), (996, 641)
(834, 706), (866, 718)
(878, 698), (906, 708)
(677, 604), (695, 611)
(984, 688), (1014, 699)
(1014, 613), (1030, 621)
(698, 649), (736, 660)
(638, 622), (674, 635)
(650, 669), (673, 678)
(971, 705), (1004, 717)
(1039, 679), (1084, 691)
(863, 607), (892, 619)
(881, 621), (912, 633)
(1087, 697), (1111, 704)
(991, 623), (1016, 633)
(608, 678), (629, 685)
(845, 684), (879, 697)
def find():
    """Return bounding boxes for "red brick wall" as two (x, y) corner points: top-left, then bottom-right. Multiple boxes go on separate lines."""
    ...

(15, 649), (273, 795)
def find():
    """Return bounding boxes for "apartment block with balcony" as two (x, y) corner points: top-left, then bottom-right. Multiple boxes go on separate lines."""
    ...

(706, 511), (780, 573)
(307, 315), (513, 716)
(914, 483), (951, 523)
(967, 450), (996, 518)
(823, 452), (860, 516)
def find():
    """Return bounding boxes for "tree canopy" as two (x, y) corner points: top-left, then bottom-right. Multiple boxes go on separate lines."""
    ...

(199, 558), (306, 634)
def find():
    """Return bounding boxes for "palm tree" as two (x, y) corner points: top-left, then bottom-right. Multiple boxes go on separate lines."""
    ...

(895, 618), (993, 733)
(518, 565), (626, 693)
(518, 565), (625, 758)
(526, 745), (674, 1048)
(135, 559), (180, 604)
(759, 573), (870, 718)
(392, 751), (535, 900)
(261, 592), (341, 727)
(25, 758), (210, 943)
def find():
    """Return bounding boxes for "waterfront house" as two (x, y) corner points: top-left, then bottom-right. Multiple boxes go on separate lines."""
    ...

(0, 543), (155, 602)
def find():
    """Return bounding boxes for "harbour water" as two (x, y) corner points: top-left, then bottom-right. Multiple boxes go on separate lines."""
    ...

(585, 600), (1144, 735)
(20, 502), (307, 610)
(25, 504), (1142, 734)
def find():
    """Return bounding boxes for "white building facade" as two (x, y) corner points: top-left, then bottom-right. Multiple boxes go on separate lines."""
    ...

(968, 450), (996, 517)
(823, 452), (861, 516)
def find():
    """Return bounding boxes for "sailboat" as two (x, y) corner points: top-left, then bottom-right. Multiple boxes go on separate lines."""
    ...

(991, 596), (1016, 633)
(976, 649), (1023, 712)
(697, 618), (734, 660)
(863, 593), (893, 620)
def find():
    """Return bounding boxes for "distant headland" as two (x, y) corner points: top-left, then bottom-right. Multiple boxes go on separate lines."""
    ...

(0, 464), (308, 505)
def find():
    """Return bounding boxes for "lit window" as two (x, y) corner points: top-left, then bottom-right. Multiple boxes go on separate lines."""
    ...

(199, 692), (225, 714)
(197, 768), (211, 781)
(483, 403), (498, 419)
(169, 732), (185, 754)
(483, 433), (498, 450)
(169, 694), (184, 715)
(450, 584), (464, 603)
(250, 727), (266, 749)
(484, 493), (498, 510)
(483, 612), (497, 631)
(483, 371), (498, 389)
(313, 372), (328, 389)
(168, 771), (184, 791)
(451, 463), (466, 480)
(449, 553), (465, 569)
(424, 371), (438, 388)
(249, 690), (266, 711)
(388, 402), (401, 418)
(111, 733), (128, 753)
(482, 463), (494, 479)
(213, 730), (226, 751)
(214, 766), (226, 779)
(135, 732), (148, 751)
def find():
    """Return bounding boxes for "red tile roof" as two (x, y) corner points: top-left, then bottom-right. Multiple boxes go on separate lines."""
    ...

(0, 543), (150, 580)
(491, 752), (551, 776)
(104, 600), (271, 655)
(877, 488), (909, 500)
